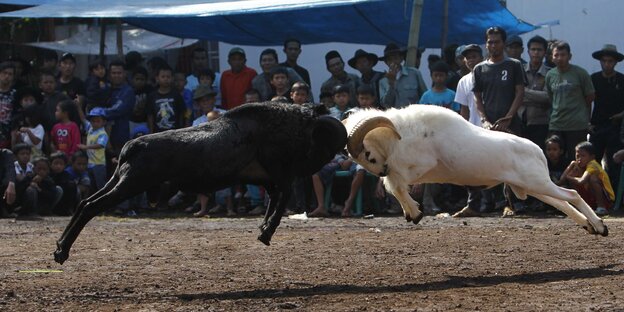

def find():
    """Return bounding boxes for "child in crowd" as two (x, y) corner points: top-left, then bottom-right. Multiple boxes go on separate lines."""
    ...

(268, 67), (290, 99)
(245, 88), (261, 104)
(51, 100), (81, 158)
(22, 157), (63, 216)
(85, 59), (109, 112)
(146, 66), (186, 133)
(197, 68), (217, 117)
(174, 71), (194, 126)
(13, 104), (45, 158)
(290, 82), (310, 105)
(308, 153), (352, 217)
(39, 71), (69, 132)
(129, 66), (153, 131)
(419, 61), (459, 112)
(50, 152), (78, 215)
(77, 107), (108, 190)
(191, 85), (223, 126)
(320, 91), (334, 109)
(329, 84), (350, 120)
(13, 143), (34, 210)
(546, 135), (569, 184)
(560, 141), (614, 216)
(66, 150), (91, 201)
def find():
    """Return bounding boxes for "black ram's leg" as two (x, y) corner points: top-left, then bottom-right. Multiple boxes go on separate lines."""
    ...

(259, 184), (279, 232)
(258, 185), (291, 246)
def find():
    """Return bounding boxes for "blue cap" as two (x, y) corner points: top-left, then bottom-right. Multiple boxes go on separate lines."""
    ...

(86, 107), (107, 119)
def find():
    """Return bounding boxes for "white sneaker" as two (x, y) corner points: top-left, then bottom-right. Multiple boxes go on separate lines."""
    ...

(595, 207), (609, 216)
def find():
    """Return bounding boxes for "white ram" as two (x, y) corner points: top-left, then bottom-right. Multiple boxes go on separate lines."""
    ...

(343, 105), (607, 236)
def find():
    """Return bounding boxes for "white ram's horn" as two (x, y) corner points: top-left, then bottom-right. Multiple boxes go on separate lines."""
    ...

(346, 116), (399, 158)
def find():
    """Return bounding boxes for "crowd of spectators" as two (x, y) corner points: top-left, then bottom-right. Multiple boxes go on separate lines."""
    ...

(0, 28), (621, 220)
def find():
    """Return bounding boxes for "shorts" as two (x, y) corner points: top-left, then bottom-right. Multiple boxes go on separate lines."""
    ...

(574, 182), (613, 209)
(316, 162), (340, 186)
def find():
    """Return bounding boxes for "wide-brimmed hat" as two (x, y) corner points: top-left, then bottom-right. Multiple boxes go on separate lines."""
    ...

(592, 44), (624, 62)
(348, 49), (378, 69)
(193, 84), (217, 100)
(379, 43), (406, 61)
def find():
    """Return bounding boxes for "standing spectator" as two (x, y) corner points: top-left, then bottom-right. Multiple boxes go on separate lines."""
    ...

(56, 53), (86, 110)
(51, 100), (81, 158)
(473, 26), (526, 216)
(146, 66), (185, 133)
(0, 148), (16, 218)
(267, 67), (290, 100)
(348, 49), (384, 107)
(419, 61), (458, 111)
(522, 35), (552, 150)
(505, 35), (527, 64)
(40, 50), (58, 76)
(185, 47), (210, 91)
(280, 38), (311, 87)
(38, 71), (69, 133)
(442, 44), (461, 91)
(453, 44), (493, 218)
(0, 62), (16, 149)
(545, 40), (595, 159)
(320, 50), (359, 108)
(84, 58), (110, 112)
(124, 51), (144, 78)
(378, 43), (428, 109)
(220, 47), (257, 110)
(77, 107), (108, 191)
(455, 44), (484, 126)
(128, 66), (152, 133)
(589, 44), (624, 190)
(101, 60), (136, 153)
(251, 49), (303, 101)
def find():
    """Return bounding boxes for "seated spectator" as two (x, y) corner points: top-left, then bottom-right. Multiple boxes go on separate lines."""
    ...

(329, 85), (350, 120)
(12, 143), (34, 217)
(12, 104), (45, 158)
(546, 135), (569, 185)
(245, 89), (261, 104)
(20, 157), (63, 217)
(66, 151), (91, 201)
(49, 152), (78, 216)
(290, 82), (310, 105)
(308, 153), (351, 217)
(560, 141), (614, 216)
(0, 148), (16, 218)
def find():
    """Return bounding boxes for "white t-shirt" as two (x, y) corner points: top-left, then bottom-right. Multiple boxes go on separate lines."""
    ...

(454, 73), (482, 127)
(20, 124), (45, 150)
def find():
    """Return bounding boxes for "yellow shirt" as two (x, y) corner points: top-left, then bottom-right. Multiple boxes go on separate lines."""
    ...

(585, 159), (614, 201)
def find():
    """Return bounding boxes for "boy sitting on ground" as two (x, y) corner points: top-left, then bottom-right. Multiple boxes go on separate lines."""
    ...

(561, 141), (614, 216)
(22, 157), (63, 216)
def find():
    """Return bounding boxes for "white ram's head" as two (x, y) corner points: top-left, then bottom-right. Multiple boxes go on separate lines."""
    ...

(345, 116), (401, 177)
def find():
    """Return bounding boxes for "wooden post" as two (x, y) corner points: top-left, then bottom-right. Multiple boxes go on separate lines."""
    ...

(441, 0), (449, 54)
(116, 19), (123, 58)
(406, 0), (424, 67)
(99, 18), (106, 59)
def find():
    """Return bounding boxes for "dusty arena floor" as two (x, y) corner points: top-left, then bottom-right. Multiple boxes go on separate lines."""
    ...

(2, 213), (624, 311)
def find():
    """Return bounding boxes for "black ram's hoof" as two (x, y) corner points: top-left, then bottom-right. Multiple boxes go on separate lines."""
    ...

(257, 233), (271, 246)
(54, 249), (68, 265)
(411, 213), (424, 225)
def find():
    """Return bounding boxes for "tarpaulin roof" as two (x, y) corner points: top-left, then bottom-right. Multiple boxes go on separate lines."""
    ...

(26, 25), (198, 55)
(0, 0), (536, 47)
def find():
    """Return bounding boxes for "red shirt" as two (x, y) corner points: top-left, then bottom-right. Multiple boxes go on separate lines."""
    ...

(220, 66), (257, 110)
(51, 121), (81, 158)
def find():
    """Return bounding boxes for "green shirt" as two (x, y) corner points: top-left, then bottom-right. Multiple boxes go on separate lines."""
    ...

(545, 64), (594, 131)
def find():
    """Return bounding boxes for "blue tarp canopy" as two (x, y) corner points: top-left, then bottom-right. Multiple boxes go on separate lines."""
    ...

(0, 0), (536, 47)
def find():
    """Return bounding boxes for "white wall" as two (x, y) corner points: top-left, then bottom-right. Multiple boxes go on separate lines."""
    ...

(507, 0), (624, 74)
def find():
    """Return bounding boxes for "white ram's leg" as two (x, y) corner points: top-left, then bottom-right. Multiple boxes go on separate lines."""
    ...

(530, 184), (607, 236)
(531, 193), (592, 230)
(384, 178), (423, 224)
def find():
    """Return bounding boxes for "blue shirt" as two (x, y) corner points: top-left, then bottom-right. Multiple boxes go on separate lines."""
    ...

(102, 83), (135, 147)
(419, 88), (459, 112)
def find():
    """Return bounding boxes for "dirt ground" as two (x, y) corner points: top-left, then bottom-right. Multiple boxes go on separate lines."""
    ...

(2, 213), (624, 312)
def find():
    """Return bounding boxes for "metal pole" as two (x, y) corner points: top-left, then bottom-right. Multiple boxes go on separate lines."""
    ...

(406, 0), (424, 67)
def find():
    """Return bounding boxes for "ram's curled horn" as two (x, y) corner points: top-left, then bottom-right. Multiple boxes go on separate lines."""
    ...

(347, 116), (400, 157)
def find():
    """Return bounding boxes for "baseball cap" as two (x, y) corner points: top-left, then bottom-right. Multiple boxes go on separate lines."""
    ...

(60, 52), (76, 63)
(228, 47), (246, 57)
(461, 44), (483, 57)
(87, 107), (107, 120)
